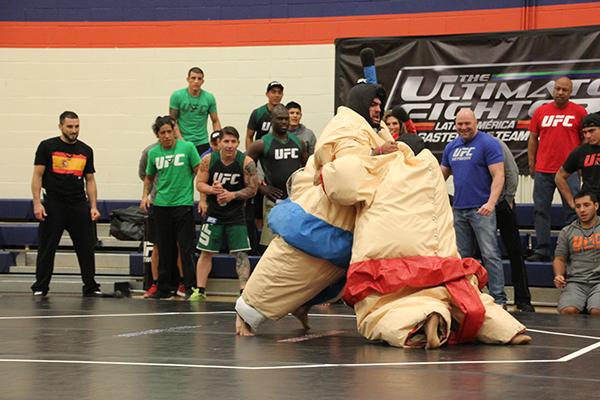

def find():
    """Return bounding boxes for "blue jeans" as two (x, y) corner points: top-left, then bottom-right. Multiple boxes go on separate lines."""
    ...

(533, 172), (579, 257)
(453, 208), (507, 305)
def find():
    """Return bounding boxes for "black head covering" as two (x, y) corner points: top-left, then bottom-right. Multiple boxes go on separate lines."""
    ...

(345, 83), (386, 129)
(391, 105), (410, 122)
(582, 113), (600, 129)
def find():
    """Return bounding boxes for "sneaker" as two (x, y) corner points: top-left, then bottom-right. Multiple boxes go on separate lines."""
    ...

(176, 283), (186, 297)
(143, 284), (158, 298)
(148, 290), (173, 300)
(516, 303), (536, 312)
(526, 253), (551, 262)
(82, 290), (103, 298)
(188, 288), (207, 302)
(33, 290), (48, 297)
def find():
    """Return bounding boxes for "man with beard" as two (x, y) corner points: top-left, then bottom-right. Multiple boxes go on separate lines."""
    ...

(31, 111), (102, 297)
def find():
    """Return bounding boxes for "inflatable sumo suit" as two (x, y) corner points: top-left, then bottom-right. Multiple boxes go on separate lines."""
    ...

(320, 140), (526, 347)
(235, 84), (391, 330)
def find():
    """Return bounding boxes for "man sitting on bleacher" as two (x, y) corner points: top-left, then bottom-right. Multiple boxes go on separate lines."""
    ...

(553, 191), (600, 315)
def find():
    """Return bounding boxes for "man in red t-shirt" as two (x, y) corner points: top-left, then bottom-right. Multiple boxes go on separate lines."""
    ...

(527, 76), (588, 261)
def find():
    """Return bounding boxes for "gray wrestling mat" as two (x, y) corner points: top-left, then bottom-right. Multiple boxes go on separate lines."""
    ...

(0, 294), (598, 400)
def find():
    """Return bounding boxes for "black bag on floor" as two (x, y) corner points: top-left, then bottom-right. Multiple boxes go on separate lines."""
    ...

(109, 206), (147, 241)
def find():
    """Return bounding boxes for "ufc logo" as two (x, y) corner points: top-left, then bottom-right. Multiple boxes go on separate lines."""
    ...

(213, 172), (240, 185)
(261, 122), (271, 131)
(583, 153), (600, 167)
(541, 115), (575, 127)
(452, 147), (474, 158)
(274, 148), (299, 160)
(155, 154), (185, 170)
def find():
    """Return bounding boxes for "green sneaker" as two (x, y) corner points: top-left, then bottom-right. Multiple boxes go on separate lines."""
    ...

(188, 288), (207, 302)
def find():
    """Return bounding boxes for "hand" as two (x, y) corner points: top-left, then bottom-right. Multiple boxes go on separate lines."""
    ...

(553, 275), (566, 289)
(477, 202), (495, 216)
(140, 197), (151, 212)
(377, 141), (399, 155)
(259, 184), (284, 202)
(211, 181), (224, 195)
(90, 207), (101, 222)
(198, 201), (207, 216)
(216, 189), (235, 205)
(33, 203), (47, 221)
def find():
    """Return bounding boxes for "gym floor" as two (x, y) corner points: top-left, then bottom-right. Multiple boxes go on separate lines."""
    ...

(0, 294), (598, 400)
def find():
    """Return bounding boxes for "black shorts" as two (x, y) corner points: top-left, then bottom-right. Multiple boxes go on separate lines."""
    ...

(146, 206), (158, 244)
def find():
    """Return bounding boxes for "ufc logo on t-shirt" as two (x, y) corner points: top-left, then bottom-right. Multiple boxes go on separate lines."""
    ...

(541, 115), (575, 127)
(155, 154), (185, 170)
(274, 148), (299, 160)
(261, 122), (271, 131)
(583, 153), (600, 167)
(452, 147), (474, 160)
(213, 172), (240, 185)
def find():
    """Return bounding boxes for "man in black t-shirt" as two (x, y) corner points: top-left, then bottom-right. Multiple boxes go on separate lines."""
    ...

(556, 113), (600, 213)
(192, 126), (259, 300)
(31, 111), (102, 297)
(247, 105), (307, 246)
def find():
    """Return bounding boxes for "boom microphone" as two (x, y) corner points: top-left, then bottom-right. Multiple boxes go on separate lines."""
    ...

(360, 47), (377, 84)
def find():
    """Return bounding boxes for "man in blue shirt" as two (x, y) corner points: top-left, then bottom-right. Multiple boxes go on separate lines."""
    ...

(441, 108), (507, 305)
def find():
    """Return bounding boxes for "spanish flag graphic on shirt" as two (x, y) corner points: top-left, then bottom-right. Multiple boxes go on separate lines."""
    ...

(51, 151), (87, 176)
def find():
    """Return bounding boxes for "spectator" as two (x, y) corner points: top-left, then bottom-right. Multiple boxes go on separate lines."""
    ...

(386, 105), (426, 155)
(31, 111), (102, 297)
(245, 81), (284, 149)
(527, 76), (587, 261)
(441, 108), (507, 305)
(247, 104), (307, 246)
(286, 101), (317, 156)
(140, 116), (200, 299)
(496, 139), (535, 312)
(191, 127), (259, 301)
(556, 113), (600, 213)
(553, 191), (600, 316)
(169, 67), (221, 156)
(200, 130), (222, 158)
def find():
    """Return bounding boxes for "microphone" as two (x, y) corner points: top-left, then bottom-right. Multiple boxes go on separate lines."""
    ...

(360, 48), (377, 84)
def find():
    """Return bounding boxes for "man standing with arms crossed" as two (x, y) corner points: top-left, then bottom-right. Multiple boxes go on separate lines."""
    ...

(441, 108), (507, 306)
(31, 111), (102, 297)
(528, 76), (587, 261)
(170, 67), (222, 156)
(191, 127), (259, 301)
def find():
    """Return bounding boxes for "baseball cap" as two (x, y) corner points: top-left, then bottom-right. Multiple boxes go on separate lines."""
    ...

(582, 113), (600, 129)
(209, 130), (221, 143)
(267, 81), (284, 91)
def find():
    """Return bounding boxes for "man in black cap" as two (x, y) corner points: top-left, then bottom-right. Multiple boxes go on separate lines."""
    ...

(245, 81), (284, 149)
(200, 130), (222, 158)
(556, 113), (600, 213)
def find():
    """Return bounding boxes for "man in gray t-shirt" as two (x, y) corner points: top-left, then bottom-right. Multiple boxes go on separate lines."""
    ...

(553, 191), (600, 315)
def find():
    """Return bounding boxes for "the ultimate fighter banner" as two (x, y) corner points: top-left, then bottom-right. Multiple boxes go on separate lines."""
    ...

(335, 25), (600, 173)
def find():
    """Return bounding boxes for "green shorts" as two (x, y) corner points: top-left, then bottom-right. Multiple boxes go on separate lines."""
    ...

(196, 223), (251, 253)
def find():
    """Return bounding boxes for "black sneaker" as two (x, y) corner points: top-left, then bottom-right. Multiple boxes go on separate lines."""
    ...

(526, 253), (551, 262)
(33, 290), (48, 297)
(516, 303), (536, 312)
(82, 290), (104, 298)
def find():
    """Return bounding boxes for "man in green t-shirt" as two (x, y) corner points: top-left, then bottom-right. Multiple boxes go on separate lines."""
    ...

(141, 116), (201, 299)
(169, 67), (222, 156)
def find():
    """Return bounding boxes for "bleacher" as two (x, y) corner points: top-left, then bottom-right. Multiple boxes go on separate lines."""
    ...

(0, 199), (564, 299)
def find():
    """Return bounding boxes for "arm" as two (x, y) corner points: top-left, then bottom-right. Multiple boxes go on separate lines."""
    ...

(210, 112), (222, 132)
(31, 165), (46, 221)
(84, 173), (101, 221)
(300, 141), (308, 167)
(478, 162), (504, 216)
(555, 167), (575, 209)
(196, 154), (214, 195)
(217, 157), (259, 204)
(169, 108), (183, 139)
(553, 255), (567, 288)
(245, 128), (255, 151)
(440, 165), (451, 181)
(140, 175), (154, 212)
(138, 149), (148, 181)
(527, 130), (539, 178)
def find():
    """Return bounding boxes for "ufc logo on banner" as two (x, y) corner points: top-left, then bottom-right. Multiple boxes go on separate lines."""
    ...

(274, 148), (299, 159)
(213, 172), (241, 185)
(541, 115), (575, 127)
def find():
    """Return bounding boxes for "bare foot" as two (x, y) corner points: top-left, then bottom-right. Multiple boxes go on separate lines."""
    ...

(235, 313), (255, 336)
(292, 305), (311, 332)
(424, 313), (442, 349)
(509, 334), (532, 345)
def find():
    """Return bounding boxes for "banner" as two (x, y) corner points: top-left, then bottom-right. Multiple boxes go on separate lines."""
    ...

(335, 26), (600, 173)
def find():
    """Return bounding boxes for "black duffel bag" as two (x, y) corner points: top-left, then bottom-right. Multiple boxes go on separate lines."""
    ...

(109, 206), (147, 241)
